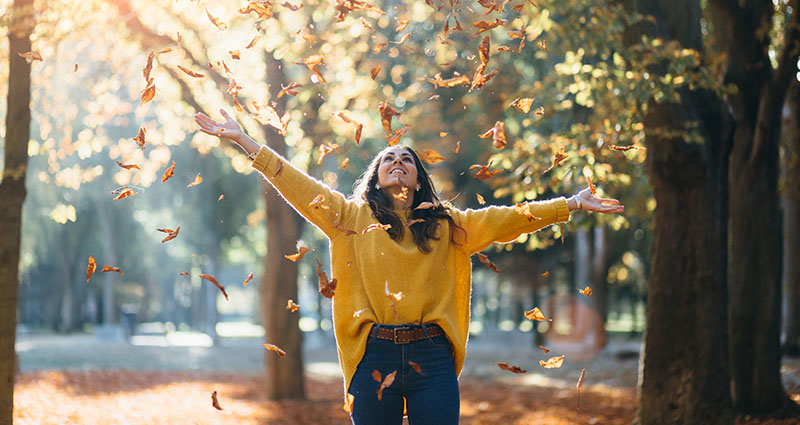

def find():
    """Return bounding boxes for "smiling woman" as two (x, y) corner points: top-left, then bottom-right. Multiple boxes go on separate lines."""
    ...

(193, 108), (624, 425)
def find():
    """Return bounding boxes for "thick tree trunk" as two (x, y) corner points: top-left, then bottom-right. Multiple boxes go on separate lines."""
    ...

(0, 0), (33, 421)
(620, 0), (735, 423)
(782, 79), (800, 355)
(709, 0), (800, 414)
(261, 51), (305, 400)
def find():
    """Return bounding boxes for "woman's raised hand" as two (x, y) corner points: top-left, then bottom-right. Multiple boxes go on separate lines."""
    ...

(194, 109), (243, 144)
(576, 187), (625, 214)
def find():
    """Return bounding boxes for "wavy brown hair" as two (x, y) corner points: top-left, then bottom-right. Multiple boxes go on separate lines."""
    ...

(351, 146), (465, 253)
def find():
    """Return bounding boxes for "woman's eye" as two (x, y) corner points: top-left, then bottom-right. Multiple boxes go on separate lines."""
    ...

(403, 157), (412, 162)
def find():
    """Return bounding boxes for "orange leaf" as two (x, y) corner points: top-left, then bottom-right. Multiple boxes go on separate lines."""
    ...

(278, 82), (302, 98)
(177, 65), (204, 78)
(392, 32), (412, 45)
(317, 143), (341, 164)
(472, 19), (506, 37)
(524, 307), (552, 322)
(370, 64), (381, 80)
(372, 370), (382, 383)
(115, 160), (141, 171)
(395, 18), (410, 32)
(541, 271), (550, 277)
(514, 201), (541, 222)
(157, 226), (180, 243)
(286, 299), (300, 312)
(86, 255), (96, 284)
(18, 50), (43, 64)
(577, 368), (586, 409)
(510, 97), (534, 113)
(378, 102), (402, 138)
(417, 149), (446, 164)
(479, 121), (506, 149)
(409, 361), (422, 374)
(100, 265), (125, 276)
(339, 157), (350, 169)
(476, 253), (500, 273)
(133, 126), (147, 150)
(469, 161), (501, 180)
(284, 246), (311, 262)
(496, 362), (527, 374)
(539, 345), (550, 353)
(245, 34), (262, 49)
(343, 393), (355, 413)
(316, 259), (337, 298)
(414, 201), (437, 210)
(376, 370), (396, 400)
(536, 39), (547, 52)
(249, 102), (290, 135)
(578, 286), (592, 296)
(239, 1), (274, 20)
(540, 355), (565, 369)
(262, 343), (287, 356)
(205, 8), (228, 30)
(384, 281), (403, 301)
(143, 51), (154, 82)
(535, 106), (545, 115)
(387, 125), (409, 146)
(362, 223), (392, 234)
(229, 50), (241, 60)
(476, 193), (486, 205)
(161, 161), (176, 183)
(587, 176), (597, 195)
(180, 272), (190, 276)
(243, 272), (254, 286)
(308, 194), (327, 209)
(140, 81), (156, 105)
(541, 147), (568, 175)
(211, 391), (223, 410)
(427, 73), (471, 88)
(112, 188), (137, 200)
(200, 273), (229, 300)
(608, 144), (646, 152)
(218, 194), (224, 202)
(353, 308), (369, 318)
(186, 173), (203, 188)
(281, 1), (303, 11)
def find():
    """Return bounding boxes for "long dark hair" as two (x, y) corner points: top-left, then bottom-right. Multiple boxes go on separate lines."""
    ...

(351, 146), (465, 253)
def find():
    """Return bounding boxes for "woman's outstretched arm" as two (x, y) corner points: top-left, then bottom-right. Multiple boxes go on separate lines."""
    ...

(451, 188), (624, 254)
(194, 109), (357, 238)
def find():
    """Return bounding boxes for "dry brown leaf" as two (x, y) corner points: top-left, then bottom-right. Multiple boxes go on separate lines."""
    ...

(497, 362), (527, 374)
(539, 345), (550, 353)
(535, 106), (545, 115)
(541, 146), (568, 175)
(378, 102), (402, 137)
(112, 188), (137, 200)
(370, 64), (381, 80)
(211, 391), (223, 410)
(133, 126), (147, 150)
(414, 201), (437, 210)
(541, 271), (550, 277)
(392, 32), (412, 45)
(387, 124), (409, 146)
(510, 97), (534, 113)
(524, 307), (552, 321)
(577, 368), (586, 409)
(362, 223), (392, 234)
(540, 355), (565, 369)
(478, 121), (506, 149)
(285, 246), (311, 262)
(377, 371), (397, 400)
(587, 176), (597, 195)
(409, 361), (422, 374)
(199, 273), (229, 300)
(143, 52), (154, 82)
(395, 18), (410, 32)
(476, 193), (486, 205)
(316, 259), (337, 298)
(177, 65), (204, 78)
(157, 226), (180, 243)
(427, 73), (471, 88)
(86, 255), (96, 284)
(205, 8), (228, 30)
(472, 19), (506, 37)
(514, 201), (541, 222)
(417, 149), (446, 164)
(250, 102), (291, 135)
(115, 160), (141, 171)
(278, 82), (302, 98)
(245, 34), (262, 49)
(18, 50), (43, 64)
(536, 39), (547, 52)
(262, 343), (287, 356)
(469, 161), (501, 180)
(608, 144), (646, 152)
(161, 161), (176, 183)
(579, 286), (592, 296)
(476, 253), (501, 273)
(100, 265), (124, 276)
(239, 0), (274, 19)
(286, 299), (300, 312)
(243, 272), (254, 286)
(186, 173), (203, 188)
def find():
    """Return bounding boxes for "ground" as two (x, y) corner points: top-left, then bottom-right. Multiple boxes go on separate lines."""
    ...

(12, 329), (800, 424)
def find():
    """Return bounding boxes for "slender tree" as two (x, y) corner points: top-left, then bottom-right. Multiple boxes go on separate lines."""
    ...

(707, 0), (800, 414)
(783, 78), (800, 355)
(0, 0), (34, 420)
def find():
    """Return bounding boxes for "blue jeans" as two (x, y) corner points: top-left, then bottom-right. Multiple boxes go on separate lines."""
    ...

(348, 324), (460, 425)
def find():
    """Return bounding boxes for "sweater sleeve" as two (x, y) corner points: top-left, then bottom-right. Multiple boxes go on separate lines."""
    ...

(250, 145), (357, 238)
(450, 198), (571, 254)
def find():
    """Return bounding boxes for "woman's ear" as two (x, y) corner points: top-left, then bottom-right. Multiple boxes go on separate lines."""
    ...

(415, 184), (421, 191)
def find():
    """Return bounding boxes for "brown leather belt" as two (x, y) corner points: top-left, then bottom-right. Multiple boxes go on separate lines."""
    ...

(369, 324), (445, 344)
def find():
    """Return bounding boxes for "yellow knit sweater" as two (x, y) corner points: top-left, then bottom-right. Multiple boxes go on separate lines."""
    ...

(251, 145), (571, 393)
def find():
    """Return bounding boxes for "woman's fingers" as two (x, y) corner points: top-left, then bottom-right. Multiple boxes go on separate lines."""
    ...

(219, 108), (232, 122)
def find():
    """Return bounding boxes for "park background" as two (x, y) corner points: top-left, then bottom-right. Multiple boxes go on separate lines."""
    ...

(0, 0), (799, 423)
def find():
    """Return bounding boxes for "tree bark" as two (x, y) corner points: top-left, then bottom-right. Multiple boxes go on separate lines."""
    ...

(619, 0), (735, 423)
(708, 0), (800, 414)
(0, 0), (34, 421)
(261, 50), (305, 400)
(782, 78), (800, 355)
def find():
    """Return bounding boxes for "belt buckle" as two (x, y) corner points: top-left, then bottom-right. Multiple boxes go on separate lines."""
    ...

(393, 327), (411, 344)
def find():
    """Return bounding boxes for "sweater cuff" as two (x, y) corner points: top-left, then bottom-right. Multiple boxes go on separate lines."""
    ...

(554, 197), (571, 223)
(250, 145), (275, 175)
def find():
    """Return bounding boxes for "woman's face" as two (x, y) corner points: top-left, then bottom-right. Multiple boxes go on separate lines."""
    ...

(376, 147), (419, 192)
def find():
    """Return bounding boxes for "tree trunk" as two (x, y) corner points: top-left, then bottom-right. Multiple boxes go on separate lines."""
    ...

(0, 0), (33, 420)
(97, 200), (117, 326)
(261, 50), (305, 400)
(782, 78), (800, 355)
(589, 226), (608, 347)
(619, 0), (735, 423)
(709, 0), (800, 414)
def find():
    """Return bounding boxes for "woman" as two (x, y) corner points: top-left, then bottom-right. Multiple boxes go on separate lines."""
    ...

(194, 109), (624, 425)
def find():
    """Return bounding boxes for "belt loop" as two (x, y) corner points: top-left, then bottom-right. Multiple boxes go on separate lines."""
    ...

(421, 323), (430, 340)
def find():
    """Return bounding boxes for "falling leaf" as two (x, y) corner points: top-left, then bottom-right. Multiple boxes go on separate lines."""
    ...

(371, 64), (381, 80)
(243, 272), (254, 286)
(339, 158), (350, 169)
(186, 173), (203, 188)
(353, 308), (369, 318)
(406, 218), (424, 226)
(285, 246), (311, 262)
(376, 370), (397, 400)
(414, 201), (437, 210)
(316, 259), (337, 298)
(335, 112), (364, 144)
(478, 121), (506, 149)
(608, 144), (646, 152)
(417, 149), (446, 164)
(112, 188), (137, 200)
(239, 0), (274, 19)
(317, 143), (341, 164)
(387, 125), (409, 146)
(229, 50), (241, 60)
(472, 19), (506, 37)
(476, 253), (501, 273)
(18, 50), (43, 64)
(74, 64), (78, 72)
(245, 34), (262, 49)
(378, 102), (402, 138)
(524, 307), (552, 321)
(559, 223), (565, 244)
(156, 226), (180, 243)
(250, 102), (291, 135)
(510, 97), (534, 113)
(454, 141), (461, 153)
(395, 18), (410, 32)
(384, 281), (403, 301)
(100, 265), (125, 276)
(393, 187), (409, 202)
(308, 194), (327, 209)
(469, 161), (501, 180)
(535, 106), (545, 115)
(427, 73), (471, 88)
(115, 160), (141, 171)
(200, 274), (229, 300)
(177, 65), (204, 78)
(539, 345), (550, 353)
(576, 368), (586, 409)
(180, 272), (190, 276)
(161, 161), (176, 183)
(471, 69), (499, 90)
(211, 391), (223, 410)
(143, 51), (154, 82)
(360, 17), (374, 31)
(514, 201), (541, 222)
(392, 32), (412, 45)
(278, 82), (302, 98)
(373, 42), (389, 53)
(540, 355), (565, 369)
(497, 46), (513, 52)
(140, 80), (156, 105)
(294, 54), (326, 83)
(262, 343), (287, 356)
(541, 147), (568, 175)
(541, 271), (550, 277)
(362, 223), (392, 234)
(281, 1), (303, 11)
(343, 393), (355, 413)
(333, 0), (386, 22)
(496, 362), (527, 374)
(536, 39), (547, 52)
(287, 299), (300, 312)
(579, 286), (592, 296)
(205, 8), (228, 30)
(133, 126), (147, 150)
(408, 361), (422, 374)
(587, 177), (597, 195)
(86, 255), (96, 284)
(217, 194), (225, 202)
(372, 370), (382, 383)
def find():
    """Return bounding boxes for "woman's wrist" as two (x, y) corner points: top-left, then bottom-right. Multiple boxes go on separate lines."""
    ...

(567, 195), (581, 211)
